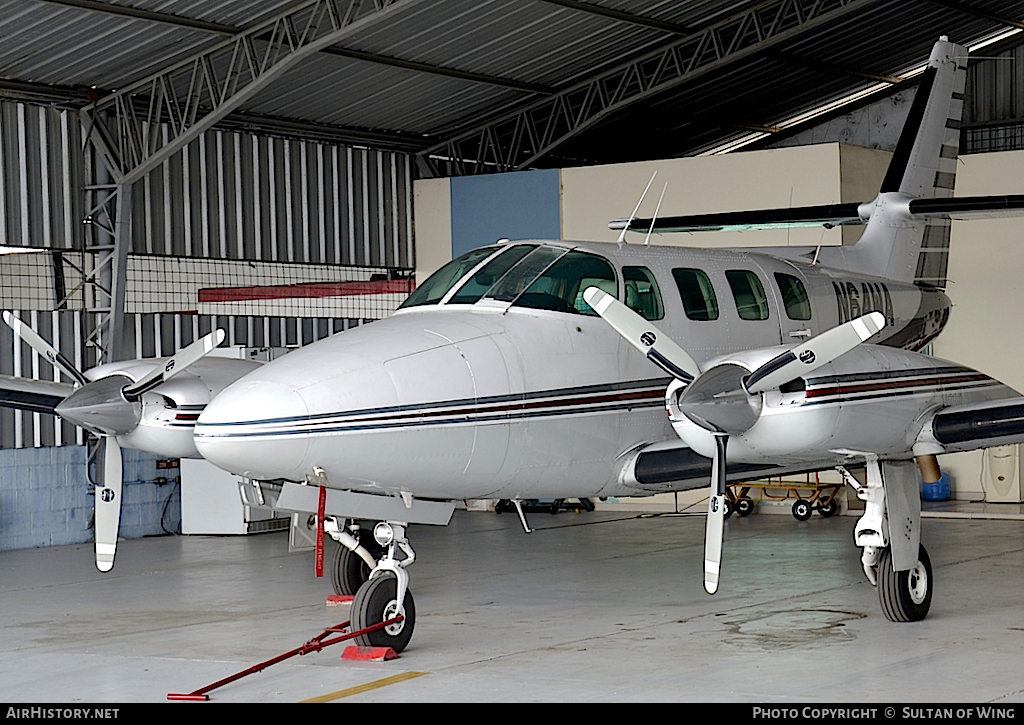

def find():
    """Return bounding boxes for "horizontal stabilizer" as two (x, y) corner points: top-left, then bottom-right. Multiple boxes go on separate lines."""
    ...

(909, 194), (1024, 220)
(609, 202), (866, 234)
(0, 374), (73, 414)
(609, 194), (1024, 235)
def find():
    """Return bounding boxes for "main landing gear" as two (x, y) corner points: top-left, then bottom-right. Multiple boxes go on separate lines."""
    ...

(326, 519), (417, 652)
(838, 459), (933, 622)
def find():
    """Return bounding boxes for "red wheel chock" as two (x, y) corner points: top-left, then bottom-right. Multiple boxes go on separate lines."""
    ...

(166, 615), (402, 701)
(341, 645), (399, 661)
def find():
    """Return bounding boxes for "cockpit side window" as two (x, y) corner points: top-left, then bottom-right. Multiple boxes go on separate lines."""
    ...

(512, 250), (617, 316)
(446, 245), (536, 305)
(622, 266), (665, 321)
(672, 268), (719, 321)
(774, 272), (812, 321)
(726, 269), (770, 321)
(398, 246), (499, 309)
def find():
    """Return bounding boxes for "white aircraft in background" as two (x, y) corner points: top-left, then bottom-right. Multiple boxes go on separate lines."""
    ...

(0, 318), (259, 570)
(4, 38), (1024, 653)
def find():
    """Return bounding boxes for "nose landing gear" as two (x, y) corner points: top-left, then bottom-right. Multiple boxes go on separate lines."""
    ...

(350, 521), (417, 653)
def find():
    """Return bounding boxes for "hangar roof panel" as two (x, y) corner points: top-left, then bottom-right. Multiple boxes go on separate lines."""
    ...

(0, 0), (1020, 171)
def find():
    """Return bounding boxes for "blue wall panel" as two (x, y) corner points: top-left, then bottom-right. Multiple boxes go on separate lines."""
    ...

(0, 446), (180, 552)
(450, 168), (560, 257)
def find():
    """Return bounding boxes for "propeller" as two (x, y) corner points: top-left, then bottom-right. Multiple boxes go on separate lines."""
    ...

(2, 312), (225, 572)
(584, 287), (885, 594)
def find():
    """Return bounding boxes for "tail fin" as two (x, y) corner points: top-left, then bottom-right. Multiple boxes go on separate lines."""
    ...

(846, 37), (968, 287)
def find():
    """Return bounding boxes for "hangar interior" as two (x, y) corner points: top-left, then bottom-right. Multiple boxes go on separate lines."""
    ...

(1, 0), (1024, 703)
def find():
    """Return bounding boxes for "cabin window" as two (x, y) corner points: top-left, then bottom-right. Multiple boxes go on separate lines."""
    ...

(672, 268), (719, 321)
(623, 266), (665, 321)
(399, 246), (500, 309)
(512, 250), (617, 316)
(726, 269), (770, 321)
(446, 244), (536, 305)
(775, 272), (812, 321)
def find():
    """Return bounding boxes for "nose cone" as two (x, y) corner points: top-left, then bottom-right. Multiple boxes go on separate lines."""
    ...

(54, 375), (141, 436)
(195, 379), (311, 479)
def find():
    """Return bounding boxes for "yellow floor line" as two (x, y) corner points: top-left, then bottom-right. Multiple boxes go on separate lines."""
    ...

(301, 671), (429, 702)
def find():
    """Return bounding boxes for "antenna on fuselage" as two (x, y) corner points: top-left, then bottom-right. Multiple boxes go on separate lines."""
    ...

(645, 183), (668, 247)
(618, 171), (657, 245)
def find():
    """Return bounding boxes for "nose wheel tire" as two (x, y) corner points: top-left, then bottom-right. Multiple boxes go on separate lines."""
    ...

(331, 530), (385, 596)
(877, 544), (932, 622)
(351, 572), (416, 653)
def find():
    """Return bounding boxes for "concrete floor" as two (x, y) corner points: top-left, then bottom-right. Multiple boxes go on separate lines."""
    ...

(3, 505), (1024, 704)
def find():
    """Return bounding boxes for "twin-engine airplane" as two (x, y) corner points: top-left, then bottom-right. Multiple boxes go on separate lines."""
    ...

(4, 37), (1024, 653)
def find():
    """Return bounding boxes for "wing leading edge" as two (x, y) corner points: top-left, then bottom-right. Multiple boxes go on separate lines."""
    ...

(0, 374), (74, 415)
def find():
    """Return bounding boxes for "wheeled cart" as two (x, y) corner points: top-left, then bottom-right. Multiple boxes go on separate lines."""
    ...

(726, 473), (843, 521)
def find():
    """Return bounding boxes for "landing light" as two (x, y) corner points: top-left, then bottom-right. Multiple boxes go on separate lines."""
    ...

(373, 521), (394, 547)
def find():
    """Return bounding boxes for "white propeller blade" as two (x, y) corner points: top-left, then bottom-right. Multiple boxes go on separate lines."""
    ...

(123, 329), (225, 400)
(94, 437), (122, 572)
(583, 287), (699, 382)
(704, 434), (728, 595)
(744, 312), (885, 394)
(2, 311), (88, 386)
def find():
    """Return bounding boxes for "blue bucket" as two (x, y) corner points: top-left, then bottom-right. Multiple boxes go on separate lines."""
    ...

(922, 471), (951, 502)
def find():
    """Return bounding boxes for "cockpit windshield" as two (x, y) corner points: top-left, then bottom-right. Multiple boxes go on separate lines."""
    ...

(400, 244), (618, 316)
(398, 246), (499, 309)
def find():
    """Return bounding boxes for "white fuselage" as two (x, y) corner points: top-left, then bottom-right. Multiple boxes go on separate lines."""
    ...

(193, 240), (1003, 499)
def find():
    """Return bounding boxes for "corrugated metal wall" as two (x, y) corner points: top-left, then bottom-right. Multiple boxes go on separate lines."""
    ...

(134, 130), (414, 267)
(0, 99), (415, 269)
(963, 43), (1024, 154)
(0, 103), (83, 250)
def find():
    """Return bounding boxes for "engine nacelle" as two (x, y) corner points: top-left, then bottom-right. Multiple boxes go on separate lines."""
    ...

(664, 345), (988, 465)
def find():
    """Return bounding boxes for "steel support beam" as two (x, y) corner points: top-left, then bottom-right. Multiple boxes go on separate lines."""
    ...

(80, 0), (428, 188)
(418, 0), (882, 176)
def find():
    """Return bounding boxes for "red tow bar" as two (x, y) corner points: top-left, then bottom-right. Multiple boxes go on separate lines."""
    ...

(166, 615), (403, 701)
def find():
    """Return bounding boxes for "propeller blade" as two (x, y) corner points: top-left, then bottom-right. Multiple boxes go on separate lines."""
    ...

(744, 312), (885, 394)
(583, 287), (699, 382)
(122, 329), (225, 400)
(94, 437), (123, 572)
(704, 434), (728, 595)
(2, 311), (88, 386)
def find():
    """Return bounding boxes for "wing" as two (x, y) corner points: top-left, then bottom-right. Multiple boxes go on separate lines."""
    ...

(0, 374), (74, 415)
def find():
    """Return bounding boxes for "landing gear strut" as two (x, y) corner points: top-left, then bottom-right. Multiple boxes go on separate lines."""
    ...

(838, 459), (932, 622)
(325, 521), (384, 596)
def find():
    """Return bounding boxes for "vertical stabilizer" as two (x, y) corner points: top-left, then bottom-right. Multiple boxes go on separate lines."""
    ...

(833, 37), (968, 287)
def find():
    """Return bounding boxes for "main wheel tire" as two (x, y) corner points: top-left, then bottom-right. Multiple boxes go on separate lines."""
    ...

(817, 498), (838, 518)
(330, 530), (384, 596)
(877, 545), (932, 622)
(736, 498), (755, 517)
(351, 572), (416, 653)
(792, 499), (813, 521)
